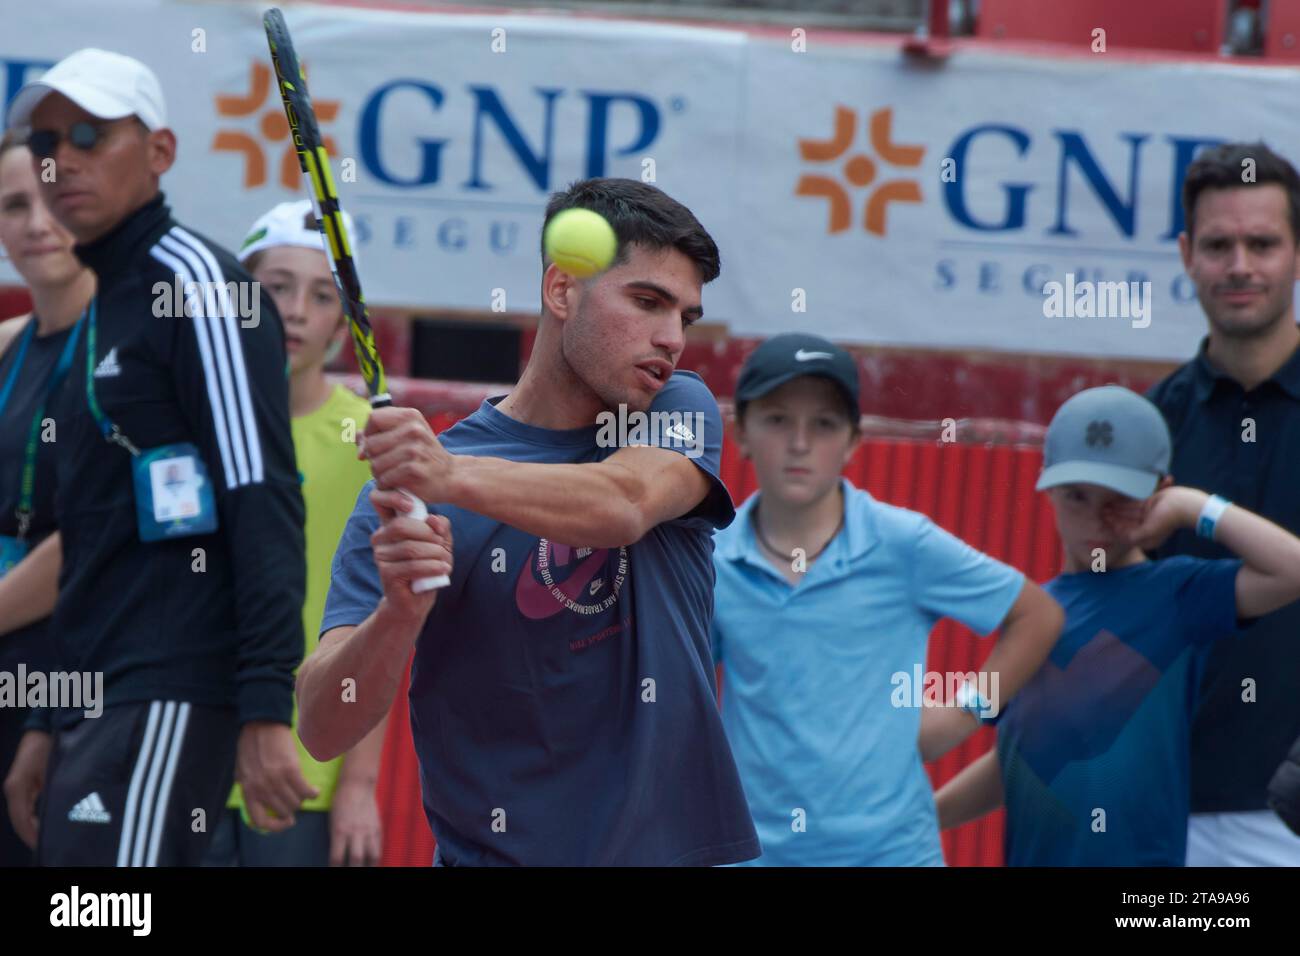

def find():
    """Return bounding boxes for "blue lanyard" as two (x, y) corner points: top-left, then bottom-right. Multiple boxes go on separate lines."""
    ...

(43, 316), (82, 403)
(8, 313), (85, 539)
(84, 298), (138, 455)
(0, 319), (36, 419)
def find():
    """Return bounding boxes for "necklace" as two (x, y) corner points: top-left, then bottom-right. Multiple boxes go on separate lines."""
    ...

(752, 503), (845, 564)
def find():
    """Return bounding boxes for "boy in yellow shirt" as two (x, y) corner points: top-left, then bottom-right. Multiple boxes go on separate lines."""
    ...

(204, 201), (384, 866)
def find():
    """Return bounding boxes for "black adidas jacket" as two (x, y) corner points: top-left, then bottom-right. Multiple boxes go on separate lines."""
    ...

(42, 194), (304, 729)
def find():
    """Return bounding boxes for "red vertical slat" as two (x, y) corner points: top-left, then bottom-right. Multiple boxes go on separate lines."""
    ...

(375, 655), (435, 866)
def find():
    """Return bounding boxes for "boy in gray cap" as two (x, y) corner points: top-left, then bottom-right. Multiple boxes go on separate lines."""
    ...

(936, 385), (1300, 866)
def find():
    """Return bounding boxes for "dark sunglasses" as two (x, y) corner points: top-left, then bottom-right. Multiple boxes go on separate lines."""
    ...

(27, 119), (136, 159)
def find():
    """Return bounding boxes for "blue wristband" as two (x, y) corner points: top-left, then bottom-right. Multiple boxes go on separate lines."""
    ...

(955, 680), (998, 726)
(1196, 494), (1230, 540)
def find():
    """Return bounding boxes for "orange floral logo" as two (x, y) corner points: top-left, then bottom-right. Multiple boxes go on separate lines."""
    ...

(213, 61), (340, 190)
(797, 107), (923, 235)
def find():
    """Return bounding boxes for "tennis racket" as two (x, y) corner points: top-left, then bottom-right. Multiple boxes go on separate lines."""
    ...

(264, 7), (448, 592)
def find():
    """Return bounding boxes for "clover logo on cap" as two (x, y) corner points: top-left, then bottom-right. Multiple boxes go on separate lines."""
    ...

(1085, 420), (1114, 449)
(1036, 386), (1172, 501)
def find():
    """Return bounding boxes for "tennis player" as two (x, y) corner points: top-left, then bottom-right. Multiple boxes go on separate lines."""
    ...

(297, 178), (760, 866)
(3, 47), (309, 865)
(935, 385), (1300, 866)
(710, 332), (1063, 866)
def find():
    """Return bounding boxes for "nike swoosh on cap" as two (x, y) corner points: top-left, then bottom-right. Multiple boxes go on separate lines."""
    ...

(794, 349), (834, 361)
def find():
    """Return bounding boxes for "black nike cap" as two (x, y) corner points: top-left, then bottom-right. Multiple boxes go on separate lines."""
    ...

(735, 333), (860, 419)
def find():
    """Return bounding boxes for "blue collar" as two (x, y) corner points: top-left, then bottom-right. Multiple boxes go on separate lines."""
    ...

(718, 477), (877, 568)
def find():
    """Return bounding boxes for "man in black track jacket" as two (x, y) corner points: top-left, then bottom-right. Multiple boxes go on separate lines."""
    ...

(3, 48), (314, 866)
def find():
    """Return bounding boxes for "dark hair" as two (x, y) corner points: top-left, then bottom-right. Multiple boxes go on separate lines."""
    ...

(541, 178), (720, 284)
(1182, 141), (1300, 242)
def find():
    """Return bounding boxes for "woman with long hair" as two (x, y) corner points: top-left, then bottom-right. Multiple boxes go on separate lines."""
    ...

(0, 128), (94, 864)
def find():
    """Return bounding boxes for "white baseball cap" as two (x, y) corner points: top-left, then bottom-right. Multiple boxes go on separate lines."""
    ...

(238, 200), (357, 268)
(6, 48), (166, 132)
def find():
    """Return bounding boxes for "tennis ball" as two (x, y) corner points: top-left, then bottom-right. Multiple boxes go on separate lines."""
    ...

(543, 208), (617, 278)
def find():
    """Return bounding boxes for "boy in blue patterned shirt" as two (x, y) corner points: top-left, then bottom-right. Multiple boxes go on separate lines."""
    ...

(936, 385), (1300, 865)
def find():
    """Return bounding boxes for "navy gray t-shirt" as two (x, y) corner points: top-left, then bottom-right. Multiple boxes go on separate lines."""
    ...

(322, 371), (760, 865)
(996, 556), (1242, 866)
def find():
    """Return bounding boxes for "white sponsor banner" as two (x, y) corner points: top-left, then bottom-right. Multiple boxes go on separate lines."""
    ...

(1, 0), (745, 320)
(3, 0), (1297, 359)
(735, 40), (1300, 359)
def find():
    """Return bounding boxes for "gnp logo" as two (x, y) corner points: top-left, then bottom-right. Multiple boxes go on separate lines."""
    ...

(212, 61), (669, 197)
(798, 103), (1226, 248)
(352, 80), (665, 191)
(797, 107), (924, 236)
(213, 62), (340, 190)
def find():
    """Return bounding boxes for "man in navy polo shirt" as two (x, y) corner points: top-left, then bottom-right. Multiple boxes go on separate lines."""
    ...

(296, 179), (759, 866)
(1147, 142), (1300, 865)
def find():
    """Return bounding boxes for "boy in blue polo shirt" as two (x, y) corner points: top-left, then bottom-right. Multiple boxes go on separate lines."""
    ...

(935, 385), (1300, 866)
(711, 333), (1064, 866)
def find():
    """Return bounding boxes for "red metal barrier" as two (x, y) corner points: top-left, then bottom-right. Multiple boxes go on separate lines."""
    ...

(1264, 0), (1300, 59)
(976, 0), (1228, 53)
(0, 288), (1175, 427)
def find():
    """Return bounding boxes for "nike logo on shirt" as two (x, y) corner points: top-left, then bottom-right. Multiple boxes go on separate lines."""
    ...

(515, 542), (610, 620)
